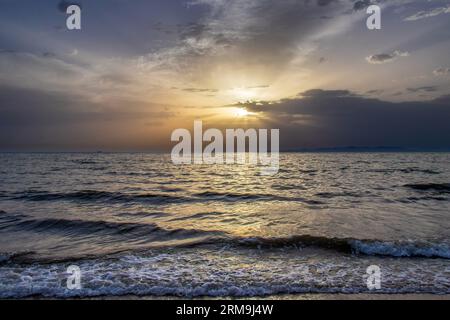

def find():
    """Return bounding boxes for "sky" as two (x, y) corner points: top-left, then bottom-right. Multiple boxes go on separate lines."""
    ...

(0, 0), (449, 151)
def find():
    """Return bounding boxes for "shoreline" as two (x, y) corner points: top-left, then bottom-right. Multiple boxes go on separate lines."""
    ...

(19, 293), (450, 300)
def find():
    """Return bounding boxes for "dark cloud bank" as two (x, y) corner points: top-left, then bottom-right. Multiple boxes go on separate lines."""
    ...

(244, 89), (450, 151)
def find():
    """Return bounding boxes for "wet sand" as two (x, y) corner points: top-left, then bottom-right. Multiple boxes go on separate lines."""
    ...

(43, 294), (449, 300)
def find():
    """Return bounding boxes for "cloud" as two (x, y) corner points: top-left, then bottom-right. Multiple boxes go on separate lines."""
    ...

(353, 0), (374, 11)
(175, 87), (219, 93)
(241, 89), (450, 149)
(317, 0), (339, 6)
(0, 50), (87, 91)
(405, 5), (450, 21)
(98, 73), (133, 86)
(57, 1), (82, 13)
(0, 49), (153, 102)
(0, 85), (176, 151)
(433, 67), (450, 76)
(0, 85), (173, 127)
(366, 89), (384, 95)
(145, 0), (365, 90)
(366, 51), (409, 64)
(300, 89), (356, 98)
(246, 85), (270, 89)
(407, 86), (438, 93)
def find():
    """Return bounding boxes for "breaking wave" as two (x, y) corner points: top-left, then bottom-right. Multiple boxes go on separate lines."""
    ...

(1, 213), (448, 259)
(0, 245), (448, 299)
(235, 236), (450, 259)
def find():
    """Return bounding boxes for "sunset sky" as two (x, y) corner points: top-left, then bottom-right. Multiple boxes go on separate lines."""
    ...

(0, 0), (449, 151)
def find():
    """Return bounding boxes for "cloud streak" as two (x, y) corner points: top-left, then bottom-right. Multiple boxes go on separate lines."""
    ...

(366, 51), (409, 64)
(434, 67), (450, 76)
(405, 5), (450, 21)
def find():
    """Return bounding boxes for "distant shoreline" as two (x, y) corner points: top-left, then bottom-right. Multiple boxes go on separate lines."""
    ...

(1, 149), (450, 154)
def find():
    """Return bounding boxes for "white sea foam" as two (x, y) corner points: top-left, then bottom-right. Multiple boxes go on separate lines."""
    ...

(350, 240), (450, 258)
(0, 247), (448, 298)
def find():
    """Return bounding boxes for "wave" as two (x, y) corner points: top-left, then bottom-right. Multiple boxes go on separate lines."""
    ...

(350, 240), (450, 258)
(1, 205), (448, 260)
(1, 282), (447, 299)
(194, 191), (276, 202)
(234, 236), (450, 259)
(169, 211), (227, 221)
(11, 190), (187, 204)
(6, 190), (324, 205)
(0, 251), (35, 264)
(315, 191), (363, 199)
(71, 160), (101, 165)
(0, 210), (28, 227)
(0, 217), (225, 240)
(403, 196), (448, 202)
(1, 213), (449, 259)
(194, 191), (288, 202)
(193, 191), (323, 204)
(0, 244), (448, 298)
(117, 211), (171, 218)
(405, 183), (450, 193)
(369, 168), (440, 175)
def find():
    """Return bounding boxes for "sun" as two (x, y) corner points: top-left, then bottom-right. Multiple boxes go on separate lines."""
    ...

(220, 106), (257, 119)
(234, 107), (252, 117)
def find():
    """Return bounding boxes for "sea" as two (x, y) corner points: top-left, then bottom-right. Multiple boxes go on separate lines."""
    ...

(0, 152), (449, 298)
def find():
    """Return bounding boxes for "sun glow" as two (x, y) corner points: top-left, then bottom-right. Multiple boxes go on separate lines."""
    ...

(230, 87), (258, 101)
(234, 107), (253, 117)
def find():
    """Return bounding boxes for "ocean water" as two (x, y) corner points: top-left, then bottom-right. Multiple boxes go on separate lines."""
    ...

(0, 152), (449, 298)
